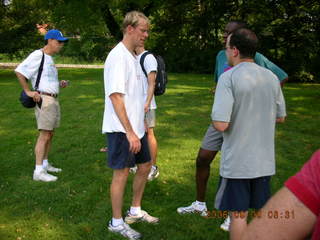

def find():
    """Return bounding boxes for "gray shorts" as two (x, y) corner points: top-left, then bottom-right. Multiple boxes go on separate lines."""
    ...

(200, 124), (223, 151)
(145, 109), (156, 128)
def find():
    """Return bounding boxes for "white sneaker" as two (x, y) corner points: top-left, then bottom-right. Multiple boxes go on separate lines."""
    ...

(45, 163), (62, 173)
(33, 170), (57, 182)
(177, 201), (208, 216)
(108, 221), (141, 240)
(125, 210), (159, 224)
(220, 216), (231, 232)
(147, 166), (159, 181)
(129, 166), (137, 174)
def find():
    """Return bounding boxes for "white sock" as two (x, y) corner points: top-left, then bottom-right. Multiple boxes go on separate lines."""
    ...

(43, 159), (49, 168)
(112, 218), (124, 227)
(35, 165), (44, 173)
(195, 200), (206, 210)
(130, 206), (141, 216)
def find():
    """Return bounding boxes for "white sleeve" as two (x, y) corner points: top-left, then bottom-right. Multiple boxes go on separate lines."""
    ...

(104, 53), (127, 97)
(144, 54), (157, 75)
(15, 50), (42, 80)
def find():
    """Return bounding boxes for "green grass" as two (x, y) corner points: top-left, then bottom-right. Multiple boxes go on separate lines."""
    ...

(0, 68), (319, 240)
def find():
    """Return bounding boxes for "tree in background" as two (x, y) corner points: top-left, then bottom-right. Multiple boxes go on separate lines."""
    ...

(0, 0), (319, 82)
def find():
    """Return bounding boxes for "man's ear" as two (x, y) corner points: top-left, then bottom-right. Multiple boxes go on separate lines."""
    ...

(126, 25), (134, 34)
(233, 47), (239, 58)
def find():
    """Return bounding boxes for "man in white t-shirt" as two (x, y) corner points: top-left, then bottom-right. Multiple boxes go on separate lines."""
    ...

(133, 46), (159, 181)
(15, 29), (69, 182)
(102, 11), (158, 240)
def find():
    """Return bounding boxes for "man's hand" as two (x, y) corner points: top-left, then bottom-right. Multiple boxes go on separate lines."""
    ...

(126, 131), (141, 154)
(60, 80), (69, 88)
(27, 90), (41, 102)
(276, 117), (285, 123)
(144, 103), (150, 113)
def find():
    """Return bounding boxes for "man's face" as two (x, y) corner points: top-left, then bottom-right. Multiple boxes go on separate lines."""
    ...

(225, 34), (234, 66)
(48, 39), (65, 54)
(131, 18), (149, 48)
(223, 22), (239, 45)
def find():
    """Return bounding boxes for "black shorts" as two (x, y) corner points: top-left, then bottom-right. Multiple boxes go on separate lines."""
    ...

(215, 176), (271, 211)
(107, 132), (151, 169)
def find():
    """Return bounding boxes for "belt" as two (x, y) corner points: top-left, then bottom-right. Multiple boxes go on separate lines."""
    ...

(38, 91), (58, 98)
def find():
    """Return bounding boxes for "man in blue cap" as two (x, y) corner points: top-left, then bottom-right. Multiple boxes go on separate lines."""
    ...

(15, 29), (69, 182)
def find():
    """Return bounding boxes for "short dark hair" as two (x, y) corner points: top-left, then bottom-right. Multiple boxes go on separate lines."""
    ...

(229, 28), (258, 59)
(229, 20), (247, 29)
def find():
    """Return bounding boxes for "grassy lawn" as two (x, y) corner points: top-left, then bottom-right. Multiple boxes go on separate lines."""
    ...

(0, 68), (319, 240)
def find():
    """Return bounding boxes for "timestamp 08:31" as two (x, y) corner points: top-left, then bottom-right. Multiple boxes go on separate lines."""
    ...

(252, 210), (295, 219)
(205, 210), (295, 219)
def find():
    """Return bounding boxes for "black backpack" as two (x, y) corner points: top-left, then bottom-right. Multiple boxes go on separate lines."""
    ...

(140, 51), (168, 96)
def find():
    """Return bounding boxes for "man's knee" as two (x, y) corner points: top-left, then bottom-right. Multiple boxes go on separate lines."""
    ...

(196, 148), (217, 168)
(113, 168), (130, 182)
(38, 130), (53, 143)
(147, 128), (155, 138)
(137, 161), (152, 175)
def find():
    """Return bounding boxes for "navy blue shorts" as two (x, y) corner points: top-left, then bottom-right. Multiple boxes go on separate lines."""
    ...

(106, 132), (151, 169)
(215, 176), (271, 211)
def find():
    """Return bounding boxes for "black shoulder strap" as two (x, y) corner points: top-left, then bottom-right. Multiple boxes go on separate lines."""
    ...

(140, 51), (151, 78)
(34, 51), (45, 90)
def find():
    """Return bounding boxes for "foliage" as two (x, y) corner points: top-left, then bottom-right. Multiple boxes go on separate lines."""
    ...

(0, 0), (319, 82)
(0, 0), (43, 57)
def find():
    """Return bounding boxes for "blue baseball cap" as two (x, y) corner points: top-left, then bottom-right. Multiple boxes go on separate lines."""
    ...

(44, 29), (69, 42)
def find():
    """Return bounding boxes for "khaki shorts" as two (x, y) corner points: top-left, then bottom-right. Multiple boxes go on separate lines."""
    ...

(145, 109), (156, 128)
(35, 95), (60, 130)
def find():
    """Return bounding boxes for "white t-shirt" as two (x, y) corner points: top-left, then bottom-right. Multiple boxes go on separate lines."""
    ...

(137, 51), (157, 109)
(15, 49), (59, 94)
(102, 42), (145, 138)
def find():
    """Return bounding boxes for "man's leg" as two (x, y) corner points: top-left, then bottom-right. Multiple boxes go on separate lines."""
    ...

(147, 128), (157, 166)
(35, 130), (53, 165)
(43, 131), (53, 160)
(177, 125), (222, 215)
(108, 168), (142, 240)
(132, 161), (152, 207)
(125, 161), (158, 224)
(41, 132), (61, 172)
(145, 109), (159, 181)
(196, 148), (218, 202)
(33, 130), (57, 181)
(111, 168), (130, 219)
(146, 127), (159, 180)
(124, 134), (158, 224)
(230, 211), (248, 240)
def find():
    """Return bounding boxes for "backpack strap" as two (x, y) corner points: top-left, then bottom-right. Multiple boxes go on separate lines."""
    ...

(140, 51), (152, 78)
(34, 51), (45, 91)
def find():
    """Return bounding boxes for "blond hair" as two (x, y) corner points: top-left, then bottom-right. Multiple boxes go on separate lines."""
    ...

(122, 11), (149, 33)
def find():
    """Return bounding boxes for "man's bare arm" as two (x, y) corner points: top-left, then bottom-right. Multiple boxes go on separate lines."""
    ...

(242, 187), (316, 240)
(109, 93), (141, 153)
(15, 72), (41, 102)
(213, 121), (229, 132)
(144, 71), (156, 112)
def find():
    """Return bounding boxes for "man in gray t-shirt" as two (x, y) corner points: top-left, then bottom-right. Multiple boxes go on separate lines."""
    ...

(212, 28), (286, 238)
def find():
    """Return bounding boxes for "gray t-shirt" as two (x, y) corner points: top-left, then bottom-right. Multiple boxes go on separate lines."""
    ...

(212, 62), (286, 179)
